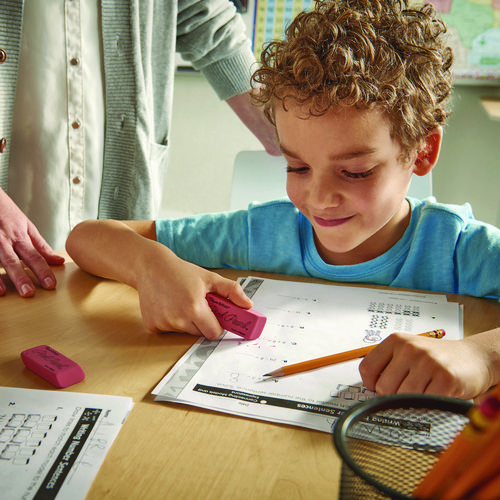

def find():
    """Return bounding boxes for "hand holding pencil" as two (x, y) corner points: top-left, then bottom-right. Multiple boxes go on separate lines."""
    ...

(359, 328), (498, 399)
(264, 329), (446, 378)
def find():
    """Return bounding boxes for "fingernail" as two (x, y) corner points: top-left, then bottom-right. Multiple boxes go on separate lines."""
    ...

(43, 277), (55, 288)
(21, 284), (33, 296)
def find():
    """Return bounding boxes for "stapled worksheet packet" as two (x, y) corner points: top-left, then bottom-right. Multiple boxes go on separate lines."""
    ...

(0, 387), (133, 500)
(154, 277), (463, 434)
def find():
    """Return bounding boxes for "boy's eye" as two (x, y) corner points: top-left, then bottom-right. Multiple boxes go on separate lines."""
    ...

(342, 168), (374, 179)
(286, 165), (309, 174)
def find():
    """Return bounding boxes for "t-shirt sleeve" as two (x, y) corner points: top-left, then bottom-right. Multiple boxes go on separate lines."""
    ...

(455, 219), (500, 298)
(155, 199), (307, 275)
(156, 210), (250, 269)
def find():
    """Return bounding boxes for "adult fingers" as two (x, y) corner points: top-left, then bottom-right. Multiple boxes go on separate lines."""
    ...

(28, 221), (65, 266)
(14, 239), (57, 290)
(0, 245), (36, 297)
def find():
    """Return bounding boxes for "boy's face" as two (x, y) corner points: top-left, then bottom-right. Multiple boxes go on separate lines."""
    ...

(275, 103), (417, 266)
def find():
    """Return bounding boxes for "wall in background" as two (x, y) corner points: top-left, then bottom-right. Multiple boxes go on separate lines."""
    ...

(434, 84), (500, 227)
(164, 72), (500, 227)
(162, 71), (262, 218)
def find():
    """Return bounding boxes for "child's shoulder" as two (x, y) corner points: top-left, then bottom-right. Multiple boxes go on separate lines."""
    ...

(409, 196), (475, 225)
(409, 197), (500, 245)
(247, 197), (298, 217)
(248, 197), (296, 210)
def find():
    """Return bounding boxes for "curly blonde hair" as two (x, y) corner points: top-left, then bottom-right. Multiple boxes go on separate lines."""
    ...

(251, 0), (453, 153)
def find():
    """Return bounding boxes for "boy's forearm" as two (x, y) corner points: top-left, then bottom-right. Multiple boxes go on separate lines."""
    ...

(466, 327), (500, 390)
(65, 220), (163, 288)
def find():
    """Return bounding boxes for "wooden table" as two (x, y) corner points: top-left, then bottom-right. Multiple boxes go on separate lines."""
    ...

(2, 255), (500, 499)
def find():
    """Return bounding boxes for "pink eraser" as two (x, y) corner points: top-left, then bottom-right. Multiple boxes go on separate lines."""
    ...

(21, 345), (85, 388)
(206, 293), (267, 340)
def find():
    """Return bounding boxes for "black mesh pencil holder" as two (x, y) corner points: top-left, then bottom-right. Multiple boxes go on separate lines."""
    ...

(332, 394), (473, 499)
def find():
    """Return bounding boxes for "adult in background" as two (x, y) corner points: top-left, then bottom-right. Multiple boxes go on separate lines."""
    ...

(0, 0), (278, 297)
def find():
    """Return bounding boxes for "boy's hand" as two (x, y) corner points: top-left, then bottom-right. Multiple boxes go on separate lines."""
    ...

(135, 246), (253, 339)
(359, 333), (495, 400)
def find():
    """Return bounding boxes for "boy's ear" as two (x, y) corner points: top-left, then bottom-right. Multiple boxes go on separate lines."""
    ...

(413, 127), (443, 176)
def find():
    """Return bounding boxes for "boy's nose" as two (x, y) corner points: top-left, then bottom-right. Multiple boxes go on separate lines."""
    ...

(309, 174), (342, 208)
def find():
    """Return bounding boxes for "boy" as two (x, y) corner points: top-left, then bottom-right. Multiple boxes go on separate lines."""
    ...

(66, 0), (500, 400)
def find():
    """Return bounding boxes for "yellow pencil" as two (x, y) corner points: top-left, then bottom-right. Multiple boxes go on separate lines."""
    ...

(413, 401), (500, 498)
(438, 418), (500, 500)
(263, 329), (446, 378)
(470, 470), (500, 500)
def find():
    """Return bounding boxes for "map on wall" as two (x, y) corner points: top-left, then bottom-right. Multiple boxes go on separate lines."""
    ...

(430, 0), (500, 81)
(251, 0), (500, 82)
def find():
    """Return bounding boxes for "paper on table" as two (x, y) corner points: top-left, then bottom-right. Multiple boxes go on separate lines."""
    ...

(0, 387), (133, 500)
(153, 277), (462, 434)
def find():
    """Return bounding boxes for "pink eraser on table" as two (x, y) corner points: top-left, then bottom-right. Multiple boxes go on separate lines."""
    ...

(21, 345), (85, 388)
(206, 293), (267, 340)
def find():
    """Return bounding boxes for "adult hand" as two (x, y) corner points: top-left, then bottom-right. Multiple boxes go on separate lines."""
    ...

(226, 89), (281, 156)
(0, 188), (65, 297)
(359, 332), (496, 400)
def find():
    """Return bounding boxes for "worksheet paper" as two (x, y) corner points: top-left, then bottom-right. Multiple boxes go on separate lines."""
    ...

(153, 277), (463, 434)
(0, 387), (133, 500)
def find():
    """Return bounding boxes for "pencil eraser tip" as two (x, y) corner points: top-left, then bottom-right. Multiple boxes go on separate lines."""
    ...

(432, 329), (446, 339)
(206, 293), (267, 340)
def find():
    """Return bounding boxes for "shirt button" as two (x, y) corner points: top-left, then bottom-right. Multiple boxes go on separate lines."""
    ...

(0, 49), (6, 63)
(70, 57), (79, 66)
(72, 120), (81, 129)
(0, 138), (6, 153)
(72, 177), (81, 184)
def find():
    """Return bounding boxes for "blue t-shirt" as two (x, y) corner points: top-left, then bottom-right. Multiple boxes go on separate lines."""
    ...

(156, 197), (500, 298)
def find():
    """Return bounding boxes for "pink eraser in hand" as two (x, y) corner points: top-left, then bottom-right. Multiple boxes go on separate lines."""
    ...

(21, 345), (85, 388)
(206, 293), (267, 340)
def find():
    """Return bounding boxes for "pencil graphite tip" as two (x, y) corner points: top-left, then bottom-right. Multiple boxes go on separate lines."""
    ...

(262, 368), (284, 378)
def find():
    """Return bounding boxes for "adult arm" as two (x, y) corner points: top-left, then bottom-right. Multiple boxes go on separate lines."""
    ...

(0, 188), (64, 297)
(226, 90), (280, 156)
(177, 0), (280, 155)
